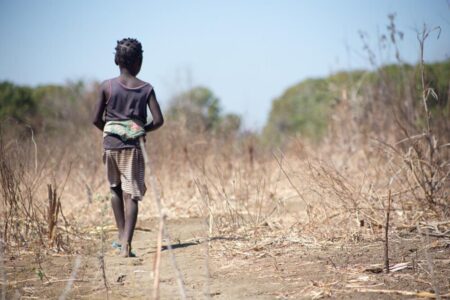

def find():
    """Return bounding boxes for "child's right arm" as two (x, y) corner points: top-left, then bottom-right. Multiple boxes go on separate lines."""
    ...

(92, 81), (110, 131)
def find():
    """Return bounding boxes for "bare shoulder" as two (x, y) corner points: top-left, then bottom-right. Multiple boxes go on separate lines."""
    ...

(98, 80), (112, 100)
(136, 77), (152, 88)
(99, 80), (110, 92)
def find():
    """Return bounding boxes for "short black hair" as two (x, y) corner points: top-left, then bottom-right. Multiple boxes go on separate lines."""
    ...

(114, 38), (143, 69)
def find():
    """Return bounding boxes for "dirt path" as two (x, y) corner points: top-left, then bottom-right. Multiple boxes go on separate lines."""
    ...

(87, 218), (288, 299)
(6, 218), (278, 299)
(4, 218), (450, 299)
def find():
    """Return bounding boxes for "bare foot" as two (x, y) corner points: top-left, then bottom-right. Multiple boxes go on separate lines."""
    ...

(120, 243), (133, 257)
(119, 243), (129, 257)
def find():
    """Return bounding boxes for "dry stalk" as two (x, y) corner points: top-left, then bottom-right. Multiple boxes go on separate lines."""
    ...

(152, 215), (163, 299)
(58, 256), (81, 300)
(192, 177), (214, 234)
(407, 24), (448, 214)
(384, 190), (391, 273)
(26, 125), (38, 174)
(203, 232), (211, 300)
(140, 138), (187, 300)
(272, 150), (311, 223)
(47, 184), (60, 248)
(0, 239), (5, 300)
(417, 224), (441, 300)
(184, 146), (212, 299)
(98, 196), (110, 300)
(98, 252), (109, 300)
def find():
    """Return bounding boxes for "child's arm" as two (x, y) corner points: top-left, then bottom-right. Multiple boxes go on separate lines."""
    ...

(92, 81), (110, 131)
(144, 89), (164, 132)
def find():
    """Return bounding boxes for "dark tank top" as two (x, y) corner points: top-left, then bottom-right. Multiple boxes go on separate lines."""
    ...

(104, 77), (153, 150)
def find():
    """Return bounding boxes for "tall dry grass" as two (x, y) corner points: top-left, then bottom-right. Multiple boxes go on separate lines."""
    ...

(0, 22), (448, 258)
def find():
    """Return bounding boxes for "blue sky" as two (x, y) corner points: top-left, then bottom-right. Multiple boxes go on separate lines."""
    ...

(1, 1), (449, 129)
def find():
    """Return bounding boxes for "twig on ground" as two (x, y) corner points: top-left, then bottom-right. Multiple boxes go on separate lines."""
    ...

(87, 225), (153, 234)
(340, 287), (450, 298)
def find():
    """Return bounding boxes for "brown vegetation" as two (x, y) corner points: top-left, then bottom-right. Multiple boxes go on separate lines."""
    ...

(0, 20), (449, 299)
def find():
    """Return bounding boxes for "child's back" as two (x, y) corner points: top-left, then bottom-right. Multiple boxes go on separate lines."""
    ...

(102, 77), (154, 149)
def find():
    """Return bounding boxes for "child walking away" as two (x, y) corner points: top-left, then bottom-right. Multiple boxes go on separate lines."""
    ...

(92, 38), (164, 257)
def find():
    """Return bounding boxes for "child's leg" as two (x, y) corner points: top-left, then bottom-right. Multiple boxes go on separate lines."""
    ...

(110, 186), (125, 242)
(120, 192), (138, 257)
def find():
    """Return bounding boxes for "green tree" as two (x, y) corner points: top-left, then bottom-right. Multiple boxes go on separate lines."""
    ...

(263, 78), (335, 144)
(167, 86), (240, 134)
(263, 59), (450, 145)
(0, 82), (37, 123)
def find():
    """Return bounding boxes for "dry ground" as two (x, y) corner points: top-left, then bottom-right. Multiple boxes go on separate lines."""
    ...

(4, 217), (450, 299)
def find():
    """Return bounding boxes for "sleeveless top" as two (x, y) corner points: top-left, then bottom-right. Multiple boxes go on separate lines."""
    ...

(103, 77), (153, 150)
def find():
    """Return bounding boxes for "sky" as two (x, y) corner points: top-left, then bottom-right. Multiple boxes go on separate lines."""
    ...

(1, 1), (449, 129)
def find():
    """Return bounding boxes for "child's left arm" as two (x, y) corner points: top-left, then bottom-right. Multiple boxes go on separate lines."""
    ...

(144, 89), (164, 132)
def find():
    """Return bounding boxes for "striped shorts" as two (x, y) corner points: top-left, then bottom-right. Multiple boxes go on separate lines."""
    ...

(103, 148), (146, 201)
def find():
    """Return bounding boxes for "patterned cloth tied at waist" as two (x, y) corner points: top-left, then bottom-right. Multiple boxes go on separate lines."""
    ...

(103, 120), (145, 141)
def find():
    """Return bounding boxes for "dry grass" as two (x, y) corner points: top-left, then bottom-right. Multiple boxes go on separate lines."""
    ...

(1, 85), (448, 295)
(1, 64), (447, 246)
(0, 20), (448, 299)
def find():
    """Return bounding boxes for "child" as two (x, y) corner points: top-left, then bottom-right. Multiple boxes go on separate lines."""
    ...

(92, 38), (164, 257)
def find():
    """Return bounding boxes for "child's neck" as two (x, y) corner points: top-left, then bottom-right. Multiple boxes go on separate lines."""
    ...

(119, 68), (136, 79)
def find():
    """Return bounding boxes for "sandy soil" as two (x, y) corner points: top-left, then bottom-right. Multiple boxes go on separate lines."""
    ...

(4, 218), (450, 299)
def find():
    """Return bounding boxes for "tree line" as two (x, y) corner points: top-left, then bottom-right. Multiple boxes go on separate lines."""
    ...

(1, 59), (448, 143)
